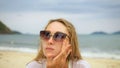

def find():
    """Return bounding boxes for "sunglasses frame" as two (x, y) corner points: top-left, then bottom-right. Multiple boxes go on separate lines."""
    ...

(40, 30), (69, 42)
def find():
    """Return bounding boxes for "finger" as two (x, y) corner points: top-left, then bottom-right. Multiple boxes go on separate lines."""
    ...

(47, 56), (54, 62)
(61, 39), (67, 54)
(53, 40), (67, 60)
(66, 48), (72, 58)
(66, 44), (72, 52)
(62, 39), (69, 50)
(61, 44), (71, 59)
(54, 40), (71, 60)
(53, 52), (63, 62)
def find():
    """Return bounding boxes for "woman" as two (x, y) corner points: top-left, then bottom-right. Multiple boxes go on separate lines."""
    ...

(26, 18), (90, 68)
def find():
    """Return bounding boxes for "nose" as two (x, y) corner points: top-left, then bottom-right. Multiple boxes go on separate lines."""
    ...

(48, 36), (54, 45)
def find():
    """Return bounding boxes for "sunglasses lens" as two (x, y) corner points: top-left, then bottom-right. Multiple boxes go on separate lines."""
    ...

(40, 31), (50, 40)
(54, 32), (67, 41)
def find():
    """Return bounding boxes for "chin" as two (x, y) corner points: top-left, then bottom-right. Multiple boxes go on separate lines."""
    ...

(46, 53), (56, 58)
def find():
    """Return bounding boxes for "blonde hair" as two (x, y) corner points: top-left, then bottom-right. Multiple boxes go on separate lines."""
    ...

(34, 18), (82, 62)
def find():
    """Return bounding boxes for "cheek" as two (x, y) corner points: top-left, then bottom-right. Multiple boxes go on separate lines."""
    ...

(43, 43), (63, 57)
(54, 43), (62, 55)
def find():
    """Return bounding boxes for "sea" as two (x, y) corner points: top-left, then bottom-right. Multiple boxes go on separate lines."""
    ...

(0, 34), (120, 59)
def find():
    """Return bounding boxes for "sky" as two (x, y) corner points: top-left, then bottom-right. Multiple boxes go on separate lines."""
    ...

(0, 0), (120, 34)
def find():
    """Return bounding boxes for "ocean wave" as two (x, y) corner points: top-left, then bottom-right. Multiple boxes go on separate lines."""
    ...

(0, 46), (37, 53)
(0, 41), (37, 45)
(82, 51), (120, 59)
(0, 46), (120, 59)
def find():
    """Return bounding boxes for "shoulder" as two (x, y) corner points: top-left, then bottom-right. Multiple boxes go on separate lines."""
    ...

(73, 60), (91, 68)
(26, 61), (43, 68)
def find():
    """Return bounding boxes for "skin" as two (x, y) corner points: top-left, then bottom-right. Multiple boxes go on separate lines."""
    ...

(42, 21), (72, 68)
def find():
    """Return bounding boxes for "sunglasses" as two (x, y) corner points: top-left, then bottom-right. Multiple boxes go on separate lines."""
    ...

(40, 30), (69, 42)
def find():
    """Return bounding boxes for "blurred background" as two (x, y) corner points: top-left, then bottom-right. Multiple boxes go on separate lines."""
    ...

(0, 0), (120, 59)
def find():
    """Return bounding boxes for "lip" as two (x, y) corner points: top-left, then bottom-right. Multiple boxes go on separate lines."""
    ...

(46, 47), (54, 51)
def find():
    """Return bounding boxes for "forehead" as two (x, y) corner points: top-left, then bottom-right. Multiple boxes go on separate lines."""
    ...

(46, 21), (68, 34)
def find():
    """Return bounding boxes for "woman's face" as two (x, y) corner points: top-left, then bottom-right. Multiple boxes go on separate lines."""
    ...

(42, 21), (69, 58)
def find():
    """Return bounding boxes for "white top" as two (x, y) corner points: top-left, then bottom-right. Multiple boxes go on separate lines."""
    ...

(26, 60), (90, 68)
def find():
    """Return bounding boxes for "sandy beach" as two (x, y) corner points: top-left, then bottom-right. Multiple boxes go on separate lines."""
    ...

(0, 50), (120, 68)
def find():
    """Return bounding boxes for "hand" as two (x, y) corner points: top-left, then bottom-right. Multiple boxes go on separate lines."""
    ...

(47, 39), (72, 68)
